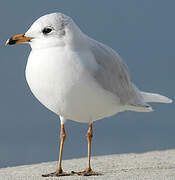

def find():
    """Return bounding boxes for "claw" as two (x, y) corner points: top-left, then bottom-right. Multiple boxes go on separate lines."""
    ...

(71, 169), (102, 176)
(42, 171), (73, 177)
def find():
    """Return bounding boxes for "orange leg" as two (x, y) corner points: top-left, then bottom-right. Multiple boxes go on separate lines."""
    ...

(72, 123), (101, 176)
(86, 123), (93, 172)
(42, 124), (72, 177)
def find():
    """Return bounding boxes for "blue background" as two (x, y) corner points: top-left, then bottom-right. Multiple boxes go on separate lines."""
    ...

(0, 0), (174, 168)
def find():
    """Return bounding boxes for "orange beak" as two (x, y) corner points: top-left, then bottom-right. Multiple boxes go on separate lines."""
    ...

(6, 34), (33, 45)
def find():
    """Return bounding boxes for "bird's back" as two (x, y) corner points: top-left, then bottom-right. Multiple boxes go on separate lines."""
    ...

(87, 36), (150, 111)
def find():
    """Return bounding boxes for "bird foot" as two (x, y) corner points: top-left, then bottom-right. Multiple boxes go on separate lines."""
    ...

(42, 170), (73, 177)
(71, 168), (102, 176)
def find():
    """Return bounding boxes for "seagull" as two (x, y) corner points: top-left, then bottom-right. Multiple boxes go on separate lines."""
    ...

(6, 13), (172, 177)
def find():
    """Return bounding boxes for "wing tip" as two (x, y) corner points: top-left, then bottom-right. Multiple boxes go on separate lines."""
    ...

(126, 104), (153, 112)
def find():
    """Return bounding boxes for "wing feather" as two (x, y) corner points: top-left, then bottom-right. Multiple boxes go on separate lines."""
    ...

(87, 37), (147, 107)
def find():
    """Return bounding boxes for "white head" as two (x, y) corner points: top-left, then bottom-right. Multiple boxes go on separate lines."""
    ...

(6, 13), (85, 50)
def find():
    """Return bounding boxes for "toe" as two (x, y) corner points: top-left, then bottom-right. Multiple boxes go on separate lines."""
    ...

(71, 170), (102, 176)
(42, 171), (73, 177)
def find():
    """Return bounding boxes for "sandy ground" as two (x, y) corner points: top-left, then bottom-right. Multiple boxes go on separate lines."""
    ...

(0, 150), (175, 180)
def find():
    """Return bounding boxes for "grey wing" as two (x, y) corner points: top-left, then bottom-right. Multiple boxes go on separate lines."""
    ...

(87, 37), (147, 107)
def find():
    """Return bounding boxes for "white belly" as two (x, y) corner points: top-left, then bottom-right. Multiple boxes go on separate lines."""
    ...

(26, 48), (123, 123)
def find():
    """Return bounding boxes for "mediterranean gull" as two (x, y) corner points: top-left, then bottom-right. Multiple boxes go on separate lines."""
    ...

(6, 13), (172, 177)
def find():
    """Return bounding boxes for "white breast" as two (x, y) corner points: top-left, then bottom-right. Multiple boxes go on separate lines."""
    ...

(26, 47), (122, 123)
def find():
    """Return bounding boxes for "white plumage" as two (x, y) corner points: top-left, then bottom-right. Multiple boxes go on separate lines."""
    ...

(23, 13), (172, 123)
(6, 12), (172, 177)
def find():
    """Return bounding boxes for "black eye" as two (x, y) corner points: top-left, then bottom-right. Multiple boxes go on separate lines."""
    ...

(42, 27), (52, 34)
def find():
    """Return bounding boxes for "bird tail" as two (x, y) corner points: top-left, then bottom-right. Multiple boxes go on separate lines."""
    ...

(126, 91), (172, 113)
(141, 92), (173, 103)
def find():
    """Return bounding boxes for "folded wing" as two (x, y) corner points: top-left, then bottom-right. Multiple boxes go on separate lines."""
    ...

(87, 37), (150, 111)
